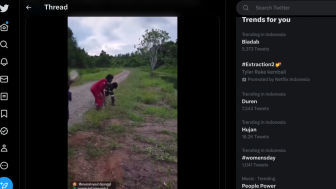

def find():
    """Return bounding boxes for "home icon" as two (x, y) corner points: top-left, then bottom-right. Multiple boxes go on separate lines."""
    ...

(0, 24), (8, 32)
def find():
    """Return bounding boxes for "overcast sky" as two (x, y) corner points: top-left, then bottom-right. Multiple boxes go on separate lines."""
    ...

(68, 17), (177, 56)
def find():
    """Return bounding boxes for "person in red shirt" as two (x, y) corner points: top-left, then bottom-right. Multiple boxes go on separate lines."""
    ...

(91, 74), (113, 110)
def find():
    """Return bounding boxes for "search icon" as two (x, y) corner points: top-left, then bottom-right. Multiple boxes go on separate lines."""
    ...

(243, 5), (249, 11)
(0, 41), (7, 48)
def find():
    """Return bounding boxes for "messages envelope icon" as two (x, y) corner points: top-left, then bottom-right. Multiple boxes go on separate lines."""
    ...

(0, 76), (7, 83)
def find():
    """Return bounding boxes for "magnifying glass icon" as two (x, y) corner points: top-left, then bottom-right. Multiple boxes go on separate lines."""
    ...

(0, 41), (8, 48)
(243, 5), (249, 11)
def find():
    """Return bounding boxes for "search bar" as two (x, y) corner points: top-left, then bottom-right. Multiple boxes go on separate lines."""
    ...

(237, 1), (336, 15)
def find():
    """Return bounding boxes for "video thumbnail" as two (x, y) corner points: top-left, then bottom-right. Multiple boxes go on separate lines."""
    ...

(67, 17), (177, 189)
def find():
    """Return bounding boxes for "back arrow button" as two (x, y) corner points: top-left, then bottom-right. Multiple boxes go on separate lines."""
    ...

(26, 5), (31, 10)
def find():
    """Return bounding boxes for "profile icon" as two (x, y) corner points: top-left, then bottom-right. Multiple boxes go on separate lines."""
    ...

(73, 182), (77, 189)
(1, 144), (7, 152)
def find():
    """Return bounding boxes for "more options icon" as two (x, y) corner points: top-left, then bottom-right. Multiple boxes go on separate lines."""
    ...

(0, 162), (8, 170)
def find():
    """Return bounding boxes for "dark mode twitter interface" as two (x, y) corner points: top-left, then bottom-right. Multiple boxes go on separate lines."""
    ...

(236, 1), (336, 189)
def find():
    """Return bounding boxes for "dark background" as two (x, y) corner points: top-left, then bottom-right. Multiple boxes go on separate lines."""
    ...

(233, 1), (336, 189)
(21, 1), (221, 189)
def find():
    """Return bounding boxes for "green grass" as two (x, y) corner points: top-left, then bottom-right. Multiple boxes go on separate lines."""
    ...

(159, 130), (171, 135)
(144, 106), (177, 119)
(79, 68), (177, 124)
(107, 69), (177, 118)
(159, 130), (177, 142)
(133, 135), (177, 163)
(69, 123), (88, 132)
(68, 147), (76, 158)
(129, 113), (145, 122)
(158, 180), (175, 189)
(105, 124), (126, 135)
(69, 68), (177, 157)
(167, 98), (177, 109)
(134, 134), (157, 144)
(172, 132), (177, 141)
(140, 91), (160, 104)
(155, 65), (177, 76)
(109, 141), (122, 150)
(68, 174), (73, 189)
(68, 68), (123, 86)
(132, 145), (177, 163)
(86, 143), (106, 159)
(160, 83), (175, 94)
(85, 108), (112, 127)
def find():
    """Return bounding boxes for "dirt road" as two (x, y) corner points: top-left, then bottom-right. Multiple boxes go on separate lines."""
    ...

(68, 70), (130, 127)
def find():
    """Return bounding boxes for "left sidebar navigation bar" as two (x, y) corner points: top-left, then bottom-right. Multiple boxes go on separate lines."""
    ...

(0, 1), (19, 189)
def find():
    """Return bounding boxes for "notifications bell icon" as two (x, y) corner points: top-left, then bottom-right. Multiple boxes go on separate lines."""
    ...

(1, 58), (7, 66)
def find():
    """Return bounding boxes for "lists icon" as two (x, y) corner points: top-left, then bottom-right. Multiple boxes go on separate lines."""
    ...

(0, 93), (7, 101)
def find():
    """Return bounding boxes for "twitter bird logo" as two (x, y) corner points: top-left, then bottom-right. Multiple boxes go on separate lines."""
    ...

(0, 5), (8, 13)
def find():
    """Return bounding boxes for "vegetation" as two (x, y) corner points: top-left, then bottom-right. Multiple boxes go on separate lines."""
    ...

(68, 27), (177, 76)
(135, 29), (171, 76)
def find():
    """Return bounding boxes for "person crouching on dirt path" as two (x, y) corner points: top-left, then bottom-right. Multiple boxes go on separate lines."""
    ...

(104, 82), (118, 106)
(95, 74), (114, 104)
(68, 75), (76, 135)
(91, 74), (114, 110)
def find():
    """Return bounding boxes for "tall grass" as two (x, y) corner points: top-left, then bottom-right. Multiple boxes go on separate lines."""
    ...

(140, 65), (177, 77)
(155, 65), (177, 76)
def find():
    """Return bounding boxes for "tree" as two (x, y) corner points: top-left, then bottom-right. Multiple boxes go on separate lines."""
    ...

(135, 29), (170, 76)
(68, 26), (176, 70)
